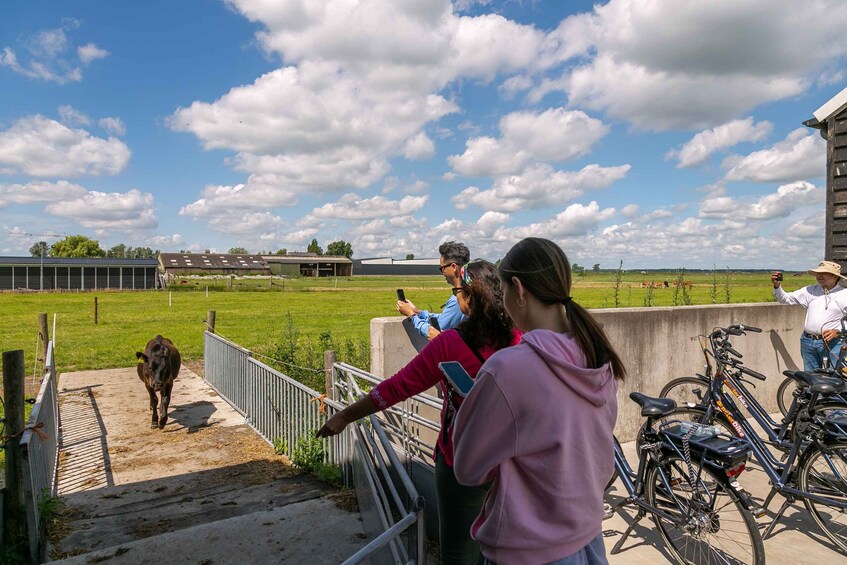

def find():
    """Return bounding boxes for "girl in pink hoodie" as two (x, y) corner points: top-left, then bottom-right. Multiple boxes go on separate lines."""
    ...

(453, 237), (625, 565)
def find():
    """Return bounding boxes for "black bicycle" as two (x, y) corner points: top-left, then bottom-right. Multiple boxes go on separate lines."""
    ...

(660, 325), (847, 453)
(605, 391), (764, 564)
(658, 327), (847, 553)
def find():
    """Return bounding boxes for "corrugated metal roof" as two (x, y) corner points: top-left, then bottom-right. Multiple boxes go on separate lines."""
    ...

(159, 253), (270, 270)
(0, 257), (158, 266)
(262, 255), (352, 264)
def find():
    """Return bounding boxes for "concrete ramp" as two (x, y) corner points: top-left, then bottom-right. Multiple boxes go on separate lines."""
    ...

(49, 367), (364, 563)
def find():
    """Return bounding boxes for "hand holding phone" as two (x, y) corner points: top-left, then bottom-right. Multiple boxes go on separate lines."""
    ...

(439, 361), (475, 397)
(396, 288), (406, 302)
(775, 271), (783, 282)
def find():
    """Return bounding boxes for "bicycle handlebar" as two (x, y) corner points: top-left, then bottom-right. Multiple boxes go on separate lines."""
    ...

(740, 365), (767, 381)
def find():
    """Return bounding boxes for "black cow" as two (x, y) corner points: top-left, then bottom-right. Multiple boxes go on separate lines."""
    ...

(136, 335), (181, 429)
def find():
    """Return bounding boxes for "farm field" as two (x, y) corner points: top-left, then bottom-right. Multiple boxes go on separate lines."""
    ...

(0, 271), (813, 381)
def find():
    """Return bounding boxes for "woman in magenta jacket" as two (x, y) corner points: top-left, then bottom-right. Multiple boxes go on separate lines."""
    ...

(453, 238), (626, 565)
(317, 260), (520, 564)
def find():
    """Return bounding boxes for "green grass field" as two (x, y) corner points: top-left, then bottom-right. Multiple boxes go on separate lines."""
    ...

(0, 271), (813, 381)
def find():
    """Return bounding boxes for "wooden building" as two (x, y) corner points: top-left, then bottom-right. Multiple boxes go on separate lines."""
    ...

(805, 85), (847, 264)
(0, 257), (159, 290)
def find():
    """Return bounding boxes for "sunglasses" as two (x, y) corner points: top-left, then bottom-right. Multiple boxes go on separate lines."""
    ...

(438, 263), (454, 274)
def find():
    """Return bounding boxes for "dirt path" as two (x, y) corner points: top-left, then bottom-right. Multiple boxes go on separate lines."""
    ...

(50, 366), (364, 563)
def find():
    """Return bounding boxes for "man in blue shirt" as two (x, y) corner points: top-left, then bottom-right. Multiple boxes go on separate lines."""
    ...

(397, 241), (469, 340)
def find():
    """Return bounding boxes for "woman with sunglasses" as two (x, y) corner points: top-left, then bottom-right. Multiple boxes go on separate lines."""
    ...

(317, 260), (520, 564)
(453, 238), (624, 565)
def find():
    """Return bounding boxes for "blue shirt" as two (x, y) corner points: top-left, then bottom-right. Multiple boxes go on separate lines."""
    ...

(411, 294), (466, 338)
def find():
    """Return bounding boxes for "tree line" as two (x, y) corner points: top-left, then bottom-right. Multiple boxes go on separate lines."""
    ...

(28, 235), (355, 259)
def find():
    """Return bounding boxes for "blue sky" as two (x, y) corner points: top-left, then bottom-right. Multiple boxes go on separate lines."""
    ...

(1, 0), (846, 268)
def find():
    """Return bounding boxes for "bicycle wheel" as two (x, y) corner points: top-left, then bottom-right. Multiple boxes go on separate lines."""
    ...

(646, 455), (764, 564)
(777, 377), (801, 417)
(798, 440), (847, 552)
(660, 376), (710, 407)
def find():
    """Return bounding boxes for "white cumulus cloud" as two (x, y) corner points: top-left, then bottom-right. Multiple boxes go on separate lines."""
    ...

(668, 118), (772, 168)
(723, 129), (825, 183)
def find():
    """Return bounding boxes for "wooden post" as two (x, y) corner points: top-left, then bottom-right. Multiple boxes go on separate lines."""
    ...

(324, 350), (337, 399)
(94, 296), (98, 324)
(3, 350), (27, 555)
(206, 310), (216, 334)
(169, 291), (172, 307)
(38, 312), (48, 365)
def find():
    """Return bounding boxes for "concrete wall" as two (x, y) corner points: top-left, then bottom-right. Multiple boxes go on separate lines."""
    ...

(370, 302), (806, 442)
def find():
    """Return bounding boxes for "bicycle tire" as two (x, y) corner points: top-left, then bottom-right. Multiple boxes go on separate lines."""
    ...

(605, 436), (622, 492)
(660, 376), (711, 407)
(798, 440), (847, 553)
(777, 377), (800, 417)
(646, 454), (765, 564)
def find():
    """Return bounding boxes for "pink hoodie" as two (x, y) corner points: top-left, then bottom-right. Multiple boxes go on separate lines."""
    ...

(453, 329), (618, 565)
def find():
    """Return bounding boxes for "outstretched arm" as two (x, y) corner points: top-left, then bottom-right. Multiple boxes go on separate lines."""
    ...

(316, 395), (379, 438)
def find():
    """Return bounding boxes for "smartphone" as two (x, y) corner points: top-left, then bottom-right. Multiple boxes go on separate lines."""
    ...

(429, 316), (441, 330)
(774, 271), (783, 282)
(396, 288), (406, 302)
(438, 361), (475, 397)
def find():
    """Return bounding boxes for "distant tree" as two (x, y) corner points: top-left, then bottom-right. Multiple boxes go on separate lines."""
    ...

(307, 238), (323, 255)
(572, 263), (585, 276)
(326, 240), (353, 258)
(50, 235), (105, 258)
(592, 263), (600, 272)
(106, 243), (131, 258)
(132, 247), (156, 259)
(29, 241), (48, 257)
(204, 249), (211, 254)
(228, 247), (249, 254)
(274, 248), (288, 256)
(405, 253), (415, 260)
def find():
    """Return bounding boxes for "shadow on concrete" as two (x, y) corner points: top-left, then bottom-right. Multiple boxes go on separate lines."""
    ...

(402, 317), (430, 354)
(57, 386), (114, 494)
(602, 487), (678, 563)
(53, 459), (332, 559)
(166, 400), (218, 434)
(770, 330), (799, 373)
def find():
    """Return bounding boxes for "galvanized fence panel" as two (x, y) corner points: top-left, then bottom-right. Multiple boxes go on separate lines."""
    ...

(203, 331), (425, 564)
(20, 340), (59, 564)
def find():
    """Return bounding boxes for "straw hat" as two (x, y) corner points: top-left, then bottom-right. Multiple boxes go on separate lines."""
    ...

(809, 260), (847, 280)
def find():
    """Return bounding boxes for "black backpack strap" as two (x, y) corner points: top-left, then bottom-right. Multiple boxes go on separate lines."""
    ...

(455, 327), (486, 364)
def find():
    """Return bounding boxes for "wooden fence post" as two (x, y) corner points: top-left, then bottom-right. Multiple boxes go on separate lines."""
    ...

(38, 313), (48, 367)
(206, 310), (216, 334)
(324, 350), (337, 400)
(3, 350), (28, 558)
(94, 296), (98, 324)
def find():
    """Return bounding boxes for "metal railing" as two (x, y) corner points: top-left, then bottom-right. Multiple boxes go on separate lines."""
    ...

(20, 340), (60, 564)
(203, 331), (426, 564)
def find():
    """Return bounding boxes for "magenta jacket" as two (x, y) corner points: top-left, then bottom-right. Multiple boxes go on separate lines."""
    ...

(369, 328), (521, 466)
(453, 329), (618, 565)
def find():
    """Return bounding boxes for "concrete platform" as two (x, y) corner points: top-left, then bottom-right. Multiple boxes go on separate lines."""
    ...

(49, 366), (365, 563)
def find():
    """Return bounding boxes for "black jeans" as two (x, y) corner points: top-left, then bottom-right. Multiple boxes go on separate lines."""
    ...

(435, 450), (489, 565)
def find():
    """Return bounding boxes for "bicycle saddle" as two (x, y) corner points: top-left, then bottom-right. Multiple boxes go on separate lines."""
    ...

(629, 392), (677, 417)
(782, 370), (847, 395)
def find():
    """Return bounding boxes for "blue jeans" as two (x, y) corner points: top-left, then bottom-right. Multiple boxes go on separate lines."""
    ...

(481, 533), (608, 565)
(800, 333), (844, 372)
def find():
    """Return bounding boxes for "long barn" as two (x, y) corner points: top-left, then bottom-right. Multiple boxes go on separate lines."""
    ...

(0, 257), (159, 290)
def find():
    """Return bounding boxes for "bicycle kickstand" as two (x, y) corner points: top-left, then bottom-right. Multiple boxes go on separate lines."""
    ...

(611, 509), (646, 555)
(762, 497), (794, 540)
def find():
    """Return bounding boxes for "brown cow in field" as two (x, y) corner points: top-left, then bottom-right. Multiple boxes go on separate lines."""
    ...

(136, 335), (181, 429)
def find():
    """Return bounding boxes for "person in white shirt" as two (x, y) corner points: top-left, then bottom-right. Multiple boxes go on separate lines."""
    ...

(772, 260), (847, 371)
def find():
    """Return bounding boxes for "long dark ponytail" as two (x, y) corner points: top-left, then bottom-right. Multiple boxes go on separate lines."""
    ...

(499, 237), (626, 380)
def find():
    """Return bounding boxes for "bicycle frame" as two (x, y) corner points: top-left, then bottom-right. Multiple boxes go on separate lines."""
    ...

(705, 366), (847, 509)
